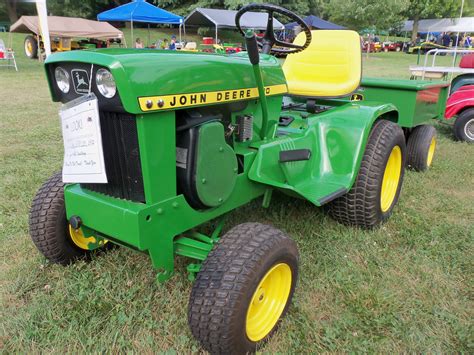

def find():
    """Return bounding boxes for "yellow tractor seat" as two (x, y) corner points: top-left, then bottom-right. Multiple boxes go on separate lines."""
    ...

(282, 30), (362, 98)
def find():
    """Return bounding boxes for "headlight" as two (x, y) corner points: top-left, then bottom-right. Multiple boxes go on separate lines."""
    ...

(54, 67), (70, 93)
(95, 68), (116, 98)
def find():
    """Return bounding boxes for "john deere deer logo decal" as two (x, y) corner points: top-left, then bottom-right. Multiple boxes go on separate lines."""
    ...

(351, 93), (364, 101)
(71, 69), (90, 94)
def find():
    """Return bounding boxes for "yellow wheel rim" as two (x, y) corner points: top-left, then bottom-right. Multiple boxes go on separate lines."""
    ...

(68, 225), (106, 250)
(427, 136), (436, 167)
(380, 146), (402, 212)
(246, 263), (292, 342)
(25, 41), (32, 55)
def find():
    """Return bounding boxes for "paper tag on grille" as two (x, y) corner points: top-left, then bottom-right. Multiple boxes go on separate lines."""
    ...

(60, 94), (107, 183)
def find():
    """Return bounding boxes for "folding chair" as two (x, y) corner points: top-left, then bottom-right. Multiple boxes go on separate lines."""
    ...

(0, 39), (18, 71)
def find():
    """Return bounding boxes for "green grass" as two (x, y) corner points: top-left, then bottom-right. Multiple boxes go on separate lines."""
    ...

(1, 31), (473, 353)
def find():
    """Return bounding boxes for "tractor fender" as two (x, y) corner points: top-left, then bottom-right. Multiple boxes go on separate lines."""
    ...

(450, 73), (474, 95)
(445, 85), (474, 119)
(248, 101), (398, 206)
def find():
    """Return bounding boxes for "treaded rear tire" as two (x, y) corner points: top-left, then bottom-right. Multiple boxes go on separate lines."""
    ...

(406, 125), (437, 171)
(328, 119), (406, 228)
(29, 172), (90, 265)
(188, 222), (299, 354)
(453, 108), (474, 143)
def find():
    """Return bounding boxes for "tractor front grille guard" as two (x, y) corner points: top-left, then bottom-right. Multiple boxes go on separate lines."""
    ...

(81, 111), (145, 203)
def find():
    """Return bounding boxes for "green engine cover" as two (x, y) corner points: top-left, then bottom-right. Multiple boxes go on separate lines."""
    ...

(195, 122), (238, 207)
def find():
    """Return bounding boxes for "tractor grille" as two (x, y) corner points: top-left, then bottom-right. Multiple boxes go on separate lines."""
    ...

(81, 111), (145, 203)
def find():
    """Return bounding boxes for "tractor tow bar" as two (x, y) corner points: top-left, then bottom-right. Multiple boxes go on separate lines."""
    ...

(245, 30), (269, 140)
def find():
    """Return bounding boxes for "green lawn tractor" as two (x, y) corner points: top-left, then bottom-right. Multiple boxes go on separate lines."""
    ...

(29, 4), (448, 353)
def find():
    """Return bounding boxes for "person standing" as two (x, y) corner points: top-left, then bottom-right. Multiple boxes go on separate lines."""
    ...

(465, 35), (472, 48)
(135, 38), (143, 48)
(442, 32), (451, 47)
(159, 38), (168, 49)
(169, 35), (177, 50)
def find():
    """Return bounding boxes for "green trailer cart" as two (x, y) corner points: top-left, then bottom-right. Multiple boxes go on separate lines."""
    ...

(356, 78), (449, 170)
(28, 4), (448, 353)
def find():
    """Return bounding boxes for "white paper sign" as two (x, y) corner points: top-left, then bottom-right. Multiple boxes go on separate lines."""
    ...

(60, 94), (107, 183)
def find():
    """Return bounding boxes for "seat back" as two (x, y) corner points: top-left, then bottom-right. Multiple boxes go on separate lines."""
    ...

(460, 53), (474, 69)
(282, 30), (362, 98)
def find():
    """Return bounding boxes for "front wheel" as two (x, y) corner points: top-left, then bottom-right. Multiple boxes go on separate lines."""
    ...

(453, 108), (474, 143)
(29, 172), (110, 265)
(188, 223), (299, 354)
(328, 119), (406, 228)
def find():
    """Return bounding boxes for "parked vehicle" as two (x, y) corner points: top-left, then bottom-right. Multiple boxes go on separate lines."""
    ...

(362, 41), (382, 52)
(445, 85), (474, 142)
(410, 50), (474, 142)
(382, 41), (402, 52)
(408, 41), (448, 54)
(9, 16), (123, 59)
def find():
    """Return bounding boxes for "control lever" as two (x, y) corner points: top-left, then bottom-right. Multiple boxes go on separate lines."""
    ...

(245, 30), (269, 140)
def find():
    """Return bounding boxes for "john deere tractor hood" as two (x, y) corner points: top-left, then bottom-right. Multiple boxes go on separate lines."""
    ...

(45, 49), (287, 114)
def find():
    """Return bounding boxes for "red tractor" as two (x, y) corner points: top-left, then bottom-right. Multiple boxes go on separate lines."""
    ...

(382, 41), (402, 52)
(445, 85), (474, 142)
(444, 54), (474, 143)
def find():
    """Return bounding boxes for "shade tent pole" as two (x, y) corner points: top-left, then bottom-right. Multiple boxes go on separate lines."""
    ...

(215, 24), (218, 44)
(450, 0), (465, 82)
(131, 18), (133, 48)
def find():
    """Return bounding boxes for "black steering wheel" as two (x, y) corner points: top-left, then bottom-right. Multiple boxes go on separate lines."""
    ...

(235, 3), (312, 55)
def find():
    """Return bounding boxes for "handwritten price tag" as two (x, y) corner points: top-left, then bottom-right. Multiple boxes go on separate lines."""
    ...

(60, 94), (107, 183)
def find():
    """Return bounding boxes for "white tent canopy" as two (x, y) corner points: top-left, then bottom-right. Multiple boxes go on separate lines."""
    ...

(185, 8), (285, 30)
(402, 17), (474, 32)
(184, 8), (285, 43)
(446, 17), (474, 32)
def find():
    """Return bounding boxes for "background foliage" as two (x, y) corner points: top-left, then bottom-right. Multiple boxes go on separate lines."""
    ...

(0, 0), (470, 33)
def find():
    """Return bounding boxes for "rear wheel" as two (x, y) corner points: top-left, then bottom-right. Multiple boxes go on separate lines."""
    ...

(29, 172), (110, 265)
(188, 223), (298, 354)
(453, 108), (474, 143)
(328, 119), (406, 228)
(406, 125), (437, 171)
(24, 35), (38, 59)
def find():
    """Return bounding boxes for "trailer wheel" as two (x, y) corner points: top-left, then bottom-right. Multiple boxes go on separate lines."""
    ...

(188, 223), (298, 354)
(24, 35), (38, 59)
(29, 172), (110, 265)
(453, 108), (474, 143)
(328, 119), (406, 228)
(406, 125), (437, 171)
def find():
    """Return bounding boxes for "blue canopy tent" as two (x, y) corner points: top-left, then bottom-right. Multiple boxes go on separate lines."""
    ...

(97, 0), (183, 47)
(285, 15), (345, 30)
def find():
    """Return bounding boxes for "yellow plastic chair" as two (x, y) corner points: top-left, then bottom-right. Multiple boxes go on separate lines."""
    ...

(282, 30), (362, 98)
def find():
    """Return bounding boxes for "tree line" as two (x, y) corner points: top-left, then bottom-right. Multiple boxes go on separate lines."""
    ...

(2, 0), (472, 40)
